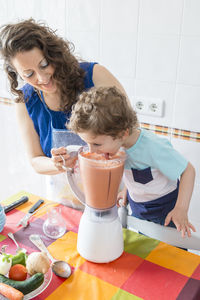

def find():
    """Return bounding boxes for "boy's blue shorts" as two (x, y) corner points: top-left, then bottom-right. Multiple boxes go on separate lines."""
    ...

(127, 181), (179, 227)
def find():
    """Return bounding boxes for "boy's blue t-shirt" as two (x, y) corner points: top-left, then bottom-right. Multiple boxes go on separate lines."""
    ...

(125, 129), (188, 181)
(124, 129), (188, 203)
(23, 62), (97, 157)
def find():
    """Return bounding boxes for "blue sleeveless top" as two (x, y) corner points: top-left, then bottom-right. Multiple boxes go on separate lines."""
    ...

(23, 62), (97, 157)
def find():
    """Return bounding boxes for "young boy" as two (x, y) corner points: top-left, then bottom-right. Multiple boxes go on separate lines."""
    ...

(67, 86), (196, 238)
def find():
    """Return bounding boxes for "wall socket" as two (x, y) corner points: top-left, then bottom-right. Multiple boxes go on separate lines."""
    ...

(134, 98), (164, 117)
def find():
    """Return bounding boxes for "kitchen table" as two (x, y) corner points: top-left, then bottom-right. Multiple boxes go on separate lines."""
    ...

(1, 191), (200, 300)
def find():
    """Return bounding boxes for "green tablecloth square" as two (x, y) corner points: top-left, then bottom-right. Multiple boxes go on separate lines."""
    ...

(111, 288), (142, 300)
(123, 228), (160, 259)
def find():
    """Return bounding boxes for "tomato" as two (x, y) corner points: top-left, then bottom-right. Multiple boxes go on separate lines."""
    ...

(9, 264), (27, 281)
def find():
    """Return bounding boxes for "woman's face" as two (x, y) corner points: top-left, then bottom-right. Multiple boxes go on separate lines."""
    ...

(11, 47), (57, 94)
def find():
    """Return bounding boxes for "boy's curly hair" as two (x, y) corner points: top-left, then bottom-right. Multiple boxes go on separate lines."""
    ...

(68, 86), (138, 139)
(0, 18), (85, 111)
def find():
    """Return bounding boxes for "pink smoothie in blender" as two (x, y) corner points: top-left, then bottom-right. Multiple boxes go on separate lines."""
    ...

(78, 151), (125, 209)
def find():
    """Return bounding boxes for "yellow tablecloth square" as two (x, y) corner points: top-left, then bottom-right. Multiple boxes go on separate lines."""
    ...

(146, 242), (200, 277)
(46, 268), (118, 300)
(48, 231), (85, 268)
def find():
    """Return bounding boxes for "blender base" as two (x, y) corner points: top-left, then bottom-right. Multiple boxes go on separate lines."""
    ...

(77, 212), (124, 263)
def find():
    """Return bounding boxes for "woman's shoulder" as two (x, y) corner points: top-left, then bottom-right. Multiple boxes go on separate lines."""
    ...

(21, 84), (40, 109)
(80, 61), (98, 89)
(79, 61), (98, 72)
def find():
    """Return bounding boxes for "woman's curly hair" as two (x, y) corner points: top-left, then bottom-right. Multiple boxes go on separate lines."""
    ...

(0, 18), (85, 111)
(68, 86), (139, 139)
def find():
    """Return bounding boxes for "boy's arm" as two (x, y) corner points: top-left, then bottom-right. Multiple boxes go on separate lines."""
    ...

(164, 162), (196, 237)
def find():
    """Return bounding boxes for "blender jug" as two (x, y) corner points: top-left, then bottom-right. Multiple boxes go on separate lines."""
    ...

(67, 147), (126, 208)
(67, 146), (126, 263)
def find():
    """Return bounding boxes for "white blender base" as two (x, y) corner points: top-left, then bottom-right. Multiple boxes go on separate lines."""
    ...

(77, 213), (124, 263)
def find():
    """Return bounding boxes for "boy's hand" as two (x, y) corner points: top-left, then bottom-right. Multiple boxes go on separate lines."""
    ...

(117, 186), (127, 207)
(164, 207), (196, 238)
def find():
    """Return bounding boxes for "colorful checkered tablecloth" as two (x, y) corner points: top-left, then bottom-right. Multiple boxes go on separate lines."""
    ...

(1, 191), (200, 300)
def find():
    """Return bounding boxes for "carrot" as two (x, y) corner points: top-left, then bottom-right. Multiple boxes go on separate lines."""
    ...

(0, 283), (24, 300)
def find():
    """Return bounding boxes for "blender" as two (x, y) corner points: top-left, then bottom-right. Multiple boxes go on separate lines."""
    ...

(67, 146), (126, 263)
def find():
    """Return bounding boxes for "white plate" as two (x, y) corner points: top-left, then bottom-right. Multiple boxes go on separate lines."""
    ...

(24, 268), (52, 300)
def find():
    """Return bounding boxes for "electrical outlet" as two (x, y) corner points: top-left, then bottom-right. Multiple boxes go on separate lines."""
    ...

(134, 98), (164, 117)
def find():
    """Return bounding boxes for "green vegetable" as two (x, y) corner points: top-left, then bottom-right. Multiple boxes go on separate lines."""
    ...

(2, 254), (12, 264)
(0, 273), (44, 295)
(11, 252), (27, 267)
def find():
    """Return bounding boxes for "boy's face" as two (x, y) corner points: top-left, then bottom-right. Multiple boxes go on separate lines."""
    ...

(78, 131), (124, 157)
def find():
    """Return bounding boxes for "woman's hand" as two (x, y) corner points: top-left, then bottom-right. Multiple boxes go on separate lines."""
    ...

(51, 147), (78, 172)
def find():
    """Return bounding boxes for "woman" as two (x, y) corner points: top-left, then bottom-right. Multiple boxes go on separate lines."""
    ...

(0, 19), (128, 207)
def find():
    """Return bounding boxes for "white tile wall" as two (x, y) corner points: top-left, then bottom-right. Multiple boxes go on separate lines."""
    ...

(68, 31), (100, 62)
(139, 0), (183, 35)
(177, 37), (200, 85)
(0, 1), (200, 221)
(4, 0), (38, 22)
(1, 0), (66, 36)
(173, 84), (200, 132)
(0, 0), (8, 24)
(0, 70), (11, 98)
(68, 0), (100, 32)
(101, 0), (139, 34)
(171, 138), (200, 182)
(136, 35), (180, 82)
(100, 32), (137, 78)
(182, 0), (200, 36)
